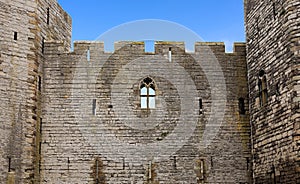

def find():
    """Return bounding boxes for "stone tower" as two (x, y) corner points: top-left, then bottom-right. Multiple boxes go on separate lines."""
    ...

(244, 0), (300, 183)
(0, 0), (71, 183)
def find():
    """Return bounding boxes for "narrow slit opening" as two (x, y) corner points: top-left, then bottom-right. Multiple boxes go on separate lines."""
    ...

(95, 158), (99, 182)
(173, 156), (177, 170)
(14, 32), (18, 40)
(199, 99), (203, 114)
(42, 37), (45, 54)
(238, 98), (246, 115)
(39, 142), (42, 155)
(87, 47), (91, 61)
(8, 157), (11, 172)
(168, 47), (172, 62)
(148, 161), (152, 179)
(40, 118), (43, 134)
(47, 7), (50, 25)
(92, 99), (96, 115)
(38, 76), (42, 92)
(199, 159), (204, 180)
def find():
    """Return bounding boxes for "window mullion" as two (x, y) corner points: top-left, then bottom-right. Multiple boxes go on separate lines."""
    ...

(147, 87), (149, 109)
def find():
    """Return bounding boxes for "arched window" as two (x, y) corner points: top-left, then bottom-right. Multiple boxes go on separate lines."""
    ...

(258, 70), (267, 107)
(140, 77), (156, 109)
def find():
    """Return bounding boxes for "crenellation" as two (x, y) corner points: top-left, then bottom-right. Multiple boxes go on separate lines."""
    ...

(232, 42), (246, 55)
(195, 42), (225, 54)
(154, 41), (185, 54)
(114, 41), (144, 51)
(70, 41), (247, 56)
(51, 41), (249, 59)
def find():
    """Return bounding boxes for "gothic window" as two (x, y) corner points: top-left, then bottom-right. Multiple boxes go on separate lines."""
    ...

(258, 70), (267, 107)
(140, 77), (156, 109)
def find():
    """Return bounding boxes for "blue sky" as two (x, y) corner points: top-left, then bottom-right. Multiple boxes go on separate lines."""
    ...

(57, 0), (245, 52)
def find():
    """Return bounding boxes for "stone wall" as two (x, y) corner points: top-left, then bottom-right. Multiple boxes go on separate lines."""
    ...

(0, 0), (71, 183)
(244, 0), (300, 183)
(42, 41), (251, 183)
(2, 0), (298, 183)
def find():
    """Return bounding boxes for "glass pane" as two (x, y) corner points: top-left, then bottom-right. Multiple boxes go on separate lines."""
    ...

(149, 97), (155, 108)
(141, 97), (147, 108)
(141, 87), (147, 95)
(149, 88), (155, 95)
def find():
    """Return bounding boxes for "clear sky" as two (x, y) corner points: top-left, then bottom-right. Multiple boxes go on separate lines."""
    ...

(57, 0), (245, 52)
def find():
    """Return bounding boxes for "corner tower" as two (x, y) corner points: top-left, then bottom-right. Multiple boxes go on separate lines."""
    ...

(245, 0), (300, 183)
(0, 0), (71, 183)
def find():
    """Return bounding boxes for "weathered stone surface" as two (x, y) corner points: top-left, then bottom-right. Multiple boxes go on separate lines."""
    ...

(245, 0), (300, 183)
(0, 0), (299, 183)
(41, 41), (251, 183)
(0, 0), (71, 183)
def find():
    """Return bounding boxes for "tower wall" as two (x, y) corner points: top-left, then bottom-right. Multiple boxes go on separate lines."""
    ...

(0, 0), (71, 183)
(245, 0), (300, 183)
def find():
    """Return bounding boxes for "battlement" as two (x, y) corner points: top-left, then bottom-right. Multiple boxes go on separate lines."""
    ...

(46, 40), (246, 55)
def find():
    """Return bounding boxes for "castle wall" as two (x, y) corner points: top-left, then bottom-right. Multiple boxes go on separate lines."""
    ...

(245, 0), (300, 183)
(42, 41), (251, 183)
(3, 0), (299, 183)
(0, 0), (71, 183)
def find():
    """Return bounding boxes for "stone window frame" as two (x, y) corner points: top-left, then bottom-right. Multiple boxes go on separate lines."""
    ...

(140, 77), (156, 109)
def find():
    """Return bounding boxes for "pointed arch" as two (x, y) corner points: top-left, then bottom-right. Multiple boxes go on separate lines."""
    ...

(140, 77), (156, 109)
